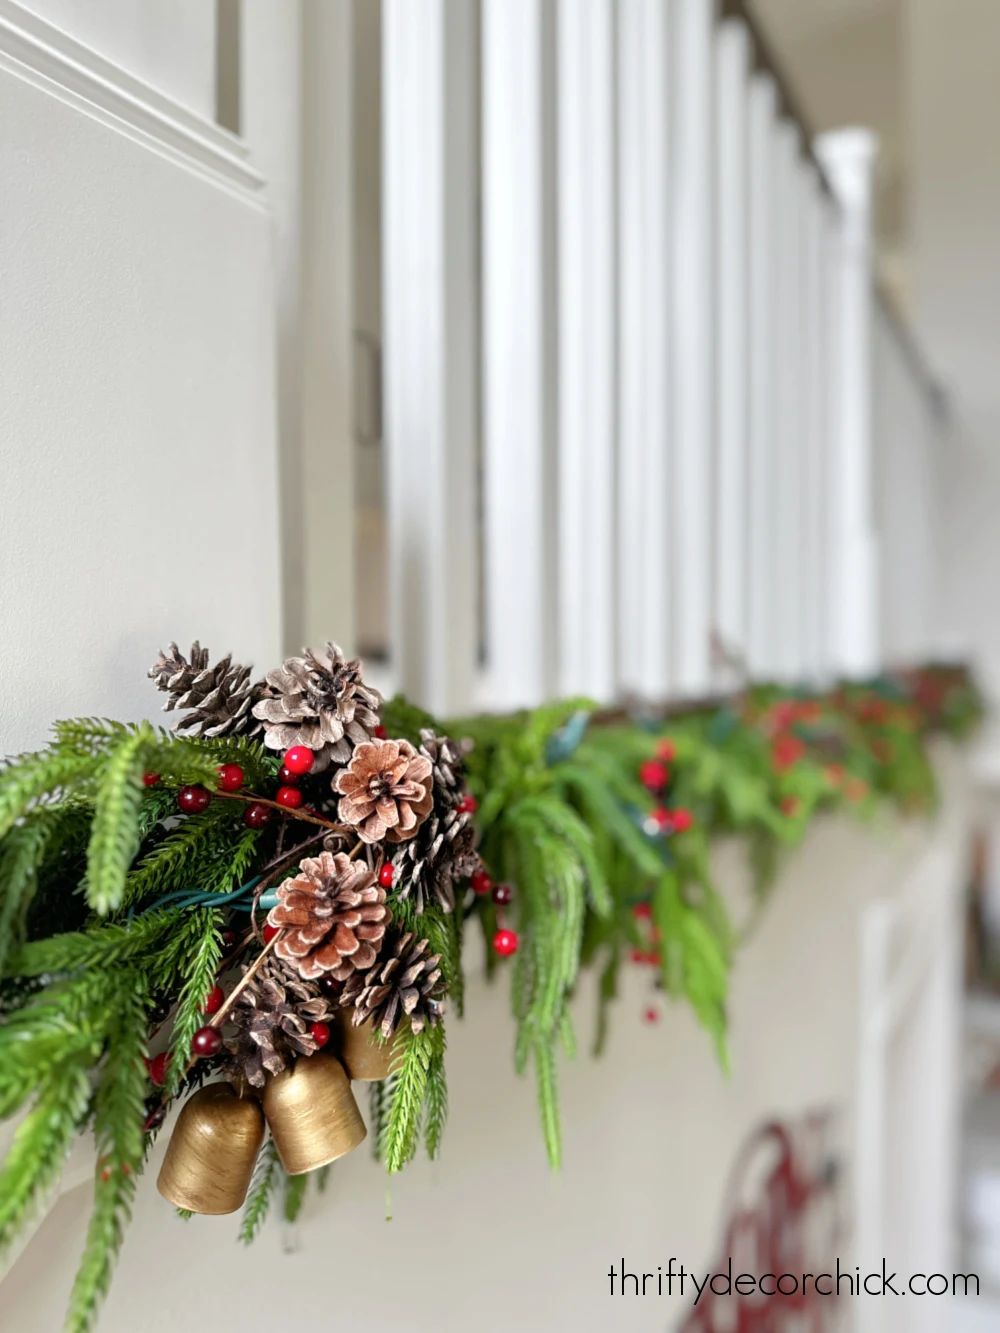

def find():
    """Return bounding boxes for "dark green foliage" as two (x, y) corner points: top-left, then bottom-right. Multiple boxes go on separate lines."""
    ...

(283, 1170), (308, 1223)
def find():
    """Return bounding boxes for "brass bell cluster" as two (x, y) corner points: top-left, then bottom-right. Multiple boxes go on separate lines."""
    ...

(157, 1017), (402, 1215)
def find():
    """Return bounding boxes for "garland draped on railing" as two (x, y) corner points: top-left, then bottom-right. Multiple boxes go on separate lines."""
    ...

(0, 646), (982, 1332)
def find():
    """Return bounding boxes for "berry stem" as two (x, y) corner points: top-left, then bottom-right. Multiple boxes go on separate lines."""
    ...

(213, 788), (350, 835)
(207, 930), (283, 1032)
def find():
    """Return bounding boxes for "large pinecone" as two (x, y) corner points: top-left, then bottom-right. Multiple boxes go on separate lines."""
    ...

(391, 730), (480, 912)
(224, 956), (334, 1088)
(334, 738), (434, 844)
(149, 642), (262, 739)
(267, 850), (389, 981)
(339, 930), (444, 1039)
(251, 642), (381, 771)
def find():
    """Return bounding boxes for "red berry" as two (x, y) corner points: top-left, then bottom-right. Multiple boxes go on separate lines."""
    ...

(771, 732), (805, 772)
(309, 1021), (331, 1048)
(278, 765), (299, 786)
(319, 976), (342, 999)
(629, 948), (647, 965)
(671, 807), (693, 833)
(493, 928), (519, 957)
(143, 1105), (166, 1132)
(148, 1052), (171, 1086)
(458, 793), (478, 814)
(263, 923), (281, 945)
(643, 1006), (661, 1025)
(282, 746), (315, 776)
(276, 785), (304, 809)
(651, 806), (672, 830)
(203, 985), (224, 1015)
(492, 882), (513, 905)
(780, 795), (800, 817)
(191, 1026), (223, 1058)
(142, 771), (160, 787)
(378, 863), (394, 888)
(656, 739), (676, 763)
(632, 902), (652, 919)
(220, 928), (237, 948)
(639, 759), (669, 792)
(178, 784), (211, 814)
(244, 802), (272, 829)
(374, 725), (388, 740)
(471, 868), (493, 897)
(217, 763), (244, 792)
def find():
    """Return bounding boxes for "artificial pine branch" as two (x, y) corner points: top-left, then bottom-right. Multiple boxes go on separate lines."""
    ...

(238, 1140), (279, 1245)
(283, 1170), (308, 1223)
(163, 908), (223, 1096)
(85, 727), (154, 915)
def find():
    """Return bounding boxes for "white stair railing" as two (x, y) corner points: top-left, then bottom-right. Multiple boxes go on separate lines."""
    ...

(380, 0), (947, 716)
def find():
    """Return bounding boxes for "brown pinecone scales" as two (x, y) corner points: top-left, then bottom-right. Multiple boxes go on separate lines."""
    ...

(339, 930), (444, 1039)
(223, 956), (334, 1089)
(391, 730), (480, 912)
(267, 850), (388, 981)
(252, 642), (381, 771)
(334, 738), (434, 844)
(149, 642), (262, 739)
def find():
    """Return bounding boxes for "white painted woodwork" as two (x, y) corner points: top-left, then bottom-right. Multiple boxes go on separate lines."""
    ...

(771, 121), (804, 684)
(800, 179), (831, 683)
(0, 0), (281, 755)
(617, 0), (672, 701)
(381, 0), (479, 716)
(670, 0), (714, 696)
(712, 18), (750, 682)
(481, 0), (556, 709)
(555, 0), (616, 701)
(815, 127), (881, 678)
(745, 72), (779, 680)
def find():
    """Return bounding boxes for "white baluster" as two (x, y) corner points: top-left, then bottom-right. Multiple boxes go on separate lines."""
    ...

(382, 0), (479, 714)
(815, 128), (880, 679)
(670, 0), (715, 697)
(481, 0), (557, 708)
(618, 0), (672, 701)
(746, 73), (778, 680)
(556, 0), (616, 701)
(713, 17), (751, 684)
(800, 176), (832, 684)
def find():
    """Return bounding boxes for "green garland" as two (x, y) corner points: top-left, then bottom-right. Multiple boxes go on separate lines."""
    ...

(0, 658), (983, 1331)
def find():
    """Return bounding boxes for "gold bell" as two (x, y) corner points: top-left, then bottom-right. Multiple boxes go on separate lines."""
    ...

(262, 1052), (366, 1174)
(334, 1011), (403, 1082)
(157, 1082), (265, 1215)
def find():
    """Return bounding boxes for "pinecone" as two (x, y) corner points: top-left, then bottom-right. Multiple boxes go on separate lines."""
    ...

(223, 956), (334, 1088)
(334, 738), (434, 844)
(148, 642), (261, 739)
(391, 730), (481, 912)
(252, 642), (382, 771)
(339, 930), (444, 1039)
(267, 850), (389, 981)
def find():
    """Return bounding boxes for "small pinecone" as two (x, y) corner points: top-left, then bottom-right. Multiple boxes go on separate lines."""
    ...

(391, 729), (481, 913)
(252, 642), (382, 771)
(334, 738), (434, 844)
(149, 642), (262, 739)
(339, 930), (444, 1040)
(224, 956), (334, 1088)
(267, 850), (388, 981)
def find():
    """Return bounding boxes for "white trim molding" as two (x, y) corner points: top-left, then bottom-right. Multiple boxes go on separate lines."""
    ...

(0, 0), (264, 201)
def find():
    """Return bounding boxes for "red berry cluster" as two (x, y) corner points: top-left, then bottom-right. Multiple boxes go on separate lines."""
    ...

(470, 868), (518, 957)
(639, 741), (692, 838)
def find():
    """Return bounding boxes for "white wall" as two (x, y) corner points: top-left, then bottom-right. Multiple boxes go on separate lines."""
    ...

(0, 0), (282, 755)
(1, 756), (971, 1332)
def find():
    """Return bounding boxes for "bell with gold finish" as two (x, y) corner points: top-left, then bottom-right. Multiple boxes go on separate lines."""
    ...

(333, 1010), (403, 1082)
(262, 1051), (366, 1174)
(157, 1082), (265, 1215)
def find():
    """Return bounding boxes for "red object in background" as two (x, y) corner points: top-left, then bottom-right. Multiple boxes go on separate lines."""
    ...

(771, 733), (805, 772)
(143, 771), (160, 787)
(656, 739), (676, 763)
(458, 793), (478, 814)
(642, 1006), (660, 1024)
(471, 868), (493, 896)
(492, 882), (513, 905)
(374, 725), (388, 739)
(671, 807), (693, 833)
(681, 1115), (841, 1333)
(493, 928), (518, 957)
(780, 795), (800, 817)
(632, 902), (652, 919)
(639, 759), (669, 792)
(650, 806), (672, 831)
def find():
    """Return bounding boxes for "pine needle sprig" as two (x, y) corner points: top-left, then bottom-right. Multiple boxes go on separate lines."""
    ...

(85, 726), (155, 915)
(239, 1140), (280, 1245)
(0, 748), (102, 842)
(163, 909), (223, 1096)
(384, 1025), (440, 1173)
(423, 1035), (448, 1160)
(64, 975), (149, 1333)
(283, 1170), (308, 1223)
(8, 909), (180, 980)
(0, 1062), (92, 1256)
